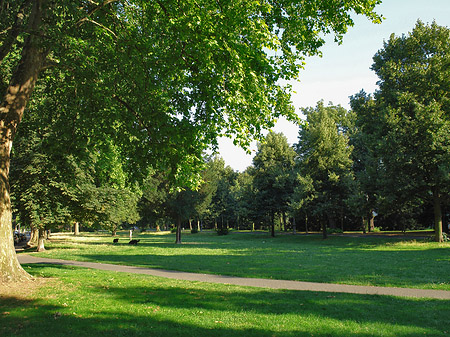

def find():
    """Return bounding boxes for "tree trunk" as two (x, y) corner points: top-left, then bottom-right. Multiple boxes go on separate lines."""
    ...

(175, 217), (182, 244)
(433, 187), (443, 242)
(271, 213), (275, 237)
(322, 220), (328, 239)
(292, 216), (296, 234)
(74, 222), (80, 235)
(0, 1), (47, 282)
(27, 226), (38, 246)
(305, 214), (308, 234)
(328, 215), (336, 229)
(36, 227), (45, 252)
(368, 211), (375, 232)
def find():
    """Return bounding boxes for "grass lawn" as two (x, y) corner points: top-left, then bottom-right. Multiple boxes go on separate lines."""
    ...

(25, 230), (450, 290)
(1, 263), (449, 337)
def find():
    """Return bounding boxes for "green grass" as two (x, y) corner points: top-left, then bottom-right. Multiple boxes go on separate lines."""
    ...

(25, 230), (450, 290)
(2, 263), (449, 337)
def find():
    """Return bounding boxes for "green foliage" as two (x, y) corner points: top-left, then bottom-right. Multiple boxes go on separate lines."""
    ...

(2, 0), (383, 189)
(216, 227), (229, 236)
(327, 228), (344, 234)
(294, 102), (355, 232)
(252, 132), (296, 232)
(352, 21), (450, 240)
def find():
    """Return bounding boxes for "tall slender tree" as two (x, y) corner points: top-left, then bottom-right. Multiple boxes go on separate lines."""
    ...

(253, 132), (296, 236)
(295, 102), (354, 238)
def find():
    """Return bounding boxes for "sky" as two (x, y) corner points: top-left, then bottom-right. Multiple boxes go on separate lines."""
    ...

(217, 0), (450, 172)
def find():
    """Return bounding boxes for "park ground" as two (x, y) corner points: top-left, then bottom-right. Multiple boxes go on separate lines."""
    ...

(1, 230), (449, 336)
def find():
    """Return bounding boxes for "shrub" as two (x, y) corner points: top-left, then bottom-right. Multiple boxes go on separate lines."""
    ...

(328, 228), (343, 234)
(217, 227), (229, 236)
(170, 228), (177, 233)
(191, 228), (198, 234)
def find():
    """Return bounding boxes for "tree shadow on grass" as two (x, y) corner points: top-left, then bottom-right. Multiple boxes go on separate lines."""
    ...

(4, 263), (448, 337)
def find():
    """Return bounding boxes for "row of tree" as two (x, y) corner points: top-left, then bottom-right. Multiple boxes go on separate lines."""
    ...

(122, 21), (450, 243)
(9, 21), (450, 247)
(1, 0), (382, 281)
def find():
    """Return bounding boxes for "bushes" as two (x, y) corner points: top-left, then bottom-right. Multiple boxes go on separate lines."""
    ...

(216, 227), (229, 236)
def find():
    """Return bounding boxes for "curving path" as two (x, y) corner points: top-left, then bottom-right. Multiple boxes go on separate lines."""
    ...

(18, 254), (450, 300)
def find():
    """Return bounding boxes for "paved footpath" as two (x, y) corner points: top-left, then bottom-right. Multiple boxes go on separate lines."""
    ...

(18, 255), (450, 300)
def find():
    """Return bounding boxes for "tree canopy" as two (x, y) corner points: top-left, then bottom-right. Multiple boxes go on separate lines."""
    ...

(352, 21), (450, 242)
(0, 0), (382, 281)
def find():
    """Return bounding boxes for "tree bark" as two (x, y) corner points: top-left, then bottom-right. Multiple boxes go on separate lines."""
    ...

(36, 227), (45, 252)
(175, 216), (182, 244)
(271, 213), (275, 237)
(74, 222), (80, 235)
(368, 211), (375, 232)
(0, 0), (47, 282)
(27, 225), (38, 246)
(322, 220), (328, 239)
(292, 216), (296, 234)
(433, 187), (443, 243)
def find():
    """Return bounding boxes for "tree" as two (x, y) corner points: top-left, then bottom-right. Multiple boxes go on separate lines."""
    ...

(253, 132), (296, 236)
(209, 158), (237, 231)
(1, 0), (381, 280)
(230, 170), (256, 230)
(355, 21), (450, 242)
(295, 102), (354, 238)
(349, 91), (384, 232)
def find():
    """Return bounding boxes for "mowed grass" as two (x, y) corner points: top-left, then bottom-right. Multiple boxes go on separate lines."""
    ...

(1, 263), (449, 337)
(25, 230), (450, 290)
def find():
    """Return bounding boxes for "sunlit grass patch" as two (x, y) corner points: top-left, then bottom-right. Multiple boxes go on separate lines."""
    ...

(24, 230), (450, 290)
(1, 264), (448, 337)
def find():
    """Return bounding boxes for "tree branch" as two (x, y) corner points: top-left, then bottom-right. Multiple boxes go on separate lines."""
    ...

(0, 0), (33, 65)
(111, 94), (152, 139)
(76, 0), (119, 25)
(81, 18), (118, 39)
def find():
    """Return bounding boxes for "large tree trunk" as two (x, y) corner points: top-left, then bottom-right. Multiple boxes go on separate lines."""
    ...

(36, 227), (46, 252)
(433, 187), (443, 243)
(0, 0), (47, 282)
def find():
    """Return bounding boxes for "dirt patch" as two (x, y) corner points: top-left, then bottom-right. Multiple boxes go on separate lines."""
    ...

(0, 277), (51, 300)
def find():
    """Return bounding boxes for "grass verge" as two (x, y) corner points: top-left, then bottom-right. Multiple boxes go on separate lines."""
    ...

(22, 230), (450, 291)
(1, 264), (449, 337)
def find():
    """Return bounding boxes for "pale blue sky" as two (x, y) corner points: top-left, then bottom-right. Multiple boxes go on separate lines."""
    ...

(218, 0), (450, 172)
